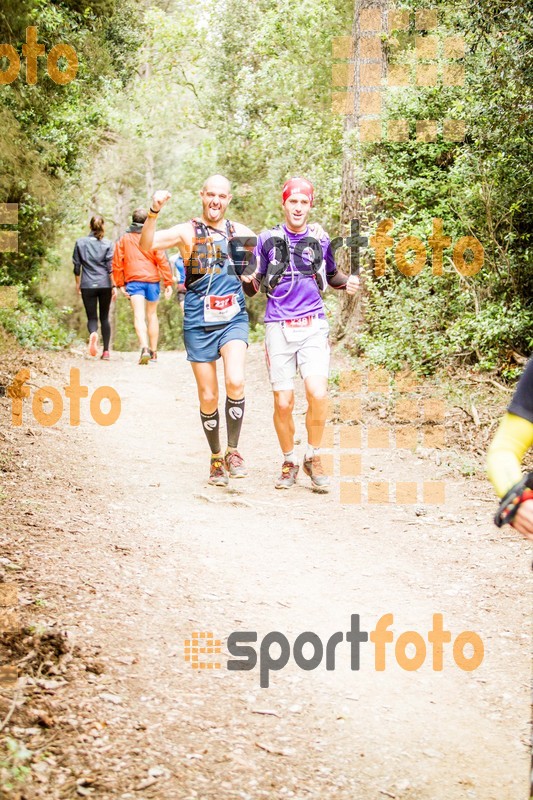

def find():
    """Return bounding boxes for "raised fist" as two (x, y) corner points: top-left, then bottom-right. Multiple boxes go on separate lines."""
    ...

(346, 274), (360, 295)
(151, 190), (172, 212)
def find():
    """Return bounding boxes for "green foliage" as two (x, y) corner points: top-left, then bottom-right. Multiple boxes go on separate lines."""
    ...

(348, 0), (532, 373)
(203, 0), (351, 232)
(0, 737), (32, 791)
(360, 271), (533, 375)
(0, 0), (145, 339)
(0, 289), (74, 349)
(2, 0), (529, 371)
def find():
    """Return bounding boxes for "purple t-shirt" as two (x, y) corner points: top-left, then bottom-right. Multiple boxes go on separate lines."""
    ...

(255, 225), (336, 323)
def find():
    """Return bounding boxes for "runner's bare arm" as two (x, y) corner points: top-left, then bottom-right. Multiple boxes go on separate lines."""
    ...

(147, 223), (189, 251)
(232, 221), (256, 239)
(140, 191), (189, 252)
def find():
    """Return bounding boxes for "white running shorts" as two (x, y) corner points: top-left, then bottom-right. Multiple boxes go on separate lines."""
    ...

(264, 317), (330, 391)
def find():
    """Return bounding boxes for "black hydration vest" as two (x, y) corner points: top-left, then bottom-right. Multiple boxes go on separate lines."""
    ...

(185, 218), (236, 291)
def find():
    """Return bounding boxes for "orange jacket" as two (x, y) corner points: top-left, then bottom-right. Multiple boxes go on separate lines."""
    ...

(112, 230), (173, 287)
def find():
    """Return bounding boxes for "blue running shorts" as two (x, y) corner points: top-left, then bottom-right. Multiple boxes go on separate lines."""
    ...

(184, 312), (249, 362)
(126, 281), (161, 301)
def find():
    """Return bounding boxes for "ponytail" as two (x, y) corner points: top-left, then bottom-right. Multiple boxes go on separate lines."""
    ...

(90, 215), (105, 240)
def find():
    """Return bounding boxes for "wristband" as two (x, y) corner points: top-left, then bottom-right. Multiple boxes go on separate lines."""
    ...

(148, 207), (159, 217)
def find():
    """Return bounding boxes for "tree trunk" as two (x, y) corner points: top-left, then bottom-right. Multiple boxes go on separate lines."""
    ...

(335, 0), (388, 343)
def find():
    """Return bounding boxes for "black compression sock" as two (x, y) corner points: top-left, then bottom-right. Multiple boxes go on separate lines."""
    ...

(200, 408), (221, 454)
(225, 396), (245, 449)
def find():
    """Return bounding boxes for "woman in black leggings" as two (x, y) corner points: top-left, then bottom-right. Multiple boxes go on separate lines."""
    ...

(73, 216), (116, 359)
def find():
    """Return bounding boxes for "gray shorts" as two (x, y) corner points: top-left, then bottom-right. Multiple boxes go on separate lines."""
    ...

(264, 317), (330, 391)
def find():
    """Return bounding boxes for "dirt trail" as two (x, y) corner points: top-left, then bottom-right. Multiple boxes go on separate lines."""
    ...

(0, 345), (531, 800)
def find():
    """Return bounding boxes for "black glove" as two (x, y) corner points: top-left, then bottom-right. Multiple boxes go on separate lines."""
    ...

(494, 472), (533, 527)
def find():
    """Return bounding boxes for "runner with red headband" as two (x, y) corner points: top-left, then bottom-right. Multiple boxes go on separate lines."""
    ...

(243, 177), (360, 491)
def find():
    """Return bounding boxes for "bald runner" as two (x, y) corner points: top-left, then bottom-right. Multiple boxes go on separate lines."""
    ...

(140, 176), (255, 486)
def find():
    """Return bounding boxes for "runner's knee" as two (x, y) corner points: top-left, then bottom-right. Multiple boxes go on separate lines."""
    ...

(225, 376), (244, 398)
(199, 386), (218, 407)
(305, 378), (328, 402)
(274, 392), (294, 416)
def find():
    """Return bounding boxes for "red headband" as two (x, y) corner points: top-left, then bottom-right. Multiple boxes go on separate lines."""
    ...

(282, 177), (314, 207)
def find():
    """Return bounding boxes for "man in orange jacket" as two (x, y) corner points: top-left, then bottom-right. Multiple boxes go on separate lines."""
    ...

(113, 208), (173, 364)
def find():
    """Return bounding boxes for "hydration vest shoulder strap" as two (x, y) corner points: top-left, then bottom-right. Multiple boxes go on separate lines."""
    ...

(261, 225), (292, 294)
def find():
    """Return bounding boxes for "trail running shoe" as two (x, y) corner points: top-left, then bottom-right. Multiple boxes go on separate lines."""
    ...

(101, 350), (110, 361)
(225, 449), (247, 478)
(275, 460), (299, 489)
(149, 350), (157, 363)
(208, 456), (228, 486)
(303, 455), (330, 493)
(139, 347), (151, 365)
(88, 332), (98, 357)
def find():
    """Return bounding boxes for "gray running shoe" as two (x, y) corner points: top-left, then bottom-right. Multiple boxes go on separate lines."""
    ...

(208, 456), (228, 486)
(275, 460), (299, 489)
(139, 347), (150, 365)
(225, 450), (247, 478)
(303, 455), (330, 493)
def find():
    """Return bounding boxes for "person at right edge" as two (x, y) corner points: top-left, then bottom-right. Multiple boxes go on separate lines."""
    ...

(243, 177), (360, 492)
(487, 357), (533, 540)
